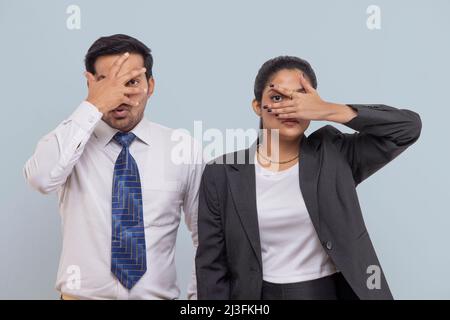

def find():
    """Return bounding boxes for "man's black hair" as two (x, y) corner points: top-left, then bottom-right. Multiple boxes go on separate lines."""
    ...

(85, 34), (153, 79)
(254, 56), (317, 102)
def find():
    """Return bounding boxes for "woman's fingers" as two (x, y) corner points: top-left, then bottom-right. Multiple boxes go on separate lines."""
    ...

(299, 73), (316, 93)
(269, 84), (297, 99)
(266, 100), (295, 109)
(272, 106), (297, 114)
(277, 112), (299, 118)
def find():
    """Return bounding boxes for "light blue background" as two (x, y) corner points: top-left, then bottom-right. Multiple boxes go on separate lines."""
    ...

(0, 0), (449, 299)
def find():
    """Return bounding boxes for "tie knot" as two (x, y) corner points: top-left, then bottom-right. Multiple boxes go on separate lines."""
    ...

(113, 132), (136, 148)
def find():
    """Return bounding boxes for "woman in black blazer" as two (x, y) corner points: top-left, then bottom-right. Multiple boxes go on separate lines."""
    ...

(195, 56), (421, 300)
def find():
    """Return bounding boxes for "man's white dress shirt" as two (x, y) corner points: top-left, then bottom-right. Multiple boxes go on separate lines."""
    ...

(24, 101), (203, 300)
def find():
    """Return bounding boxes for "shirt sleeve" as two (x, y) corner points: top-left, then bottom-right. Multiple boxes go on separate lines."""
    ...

(331, 104), (422, 185)
(23, 101), (103, 194)
(182, 137), (204, 300)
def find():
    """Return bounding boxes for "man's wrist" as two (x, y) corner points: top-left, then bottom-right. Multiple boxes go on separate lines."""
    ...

(70, 101), (103, 132)
(86, 98), (106, 114)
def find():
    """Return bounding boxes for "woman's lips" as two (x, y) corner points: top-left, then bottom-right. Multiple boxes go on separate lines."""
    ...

(280, 118), (299, 124)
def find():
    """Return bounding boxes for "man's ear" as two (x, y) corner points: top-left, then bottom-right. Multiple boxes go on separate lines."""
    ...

(147, 77), (155, 97)
(252, 99), (262, 116)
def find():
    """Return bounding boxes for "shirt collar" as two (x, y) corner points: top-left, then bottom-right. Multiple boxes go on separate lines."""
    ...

(93, 117), (151, 147)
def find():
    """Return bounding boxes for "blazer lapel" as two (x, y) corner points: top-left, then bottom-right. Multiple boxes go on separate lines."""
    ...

(226, 142), (263, 269)
(299, 134), (322, 233)
(225, 134), (322, 270)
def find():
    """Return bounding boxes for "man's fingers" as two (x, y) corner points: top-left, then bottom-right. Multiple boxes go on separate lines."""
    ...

(119, 67), (147, 84)
(300, 73), (315, 93)
(84, 71), (96, 84)
(124, 87), (147, 95)
(110, 52), (130, 77)
(121, 96), (140, 107)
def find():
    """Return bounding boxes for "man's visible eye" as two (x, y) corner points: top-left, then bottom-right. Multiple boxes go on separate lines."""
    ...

(271, 95), (283, 103)
(127, 79), (140, 87)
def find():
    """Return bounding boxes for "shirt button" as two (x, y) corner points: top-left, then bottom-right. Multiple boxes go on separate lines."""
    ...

(325, 241), (333, 250)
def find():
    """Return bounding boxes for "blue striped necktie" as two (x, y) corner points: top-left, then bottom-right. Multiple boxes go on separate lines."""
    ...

(111, 132), (147, 289)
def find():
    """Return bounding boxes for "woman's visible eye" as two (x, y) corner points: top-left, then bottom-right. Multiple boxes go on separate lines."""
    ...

(127, 79), (140, 87)
(271, 95), (283, 103)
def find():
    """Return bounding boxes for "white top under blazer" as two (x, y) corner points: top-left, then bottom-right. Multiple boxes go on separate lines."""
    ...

(255, 153), (337, 283)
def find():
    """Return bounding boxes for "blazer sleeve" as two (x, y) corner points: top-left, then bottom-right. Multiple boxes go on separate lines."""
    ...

(195, 164), (230, 299)
(329, 104), (422, 185)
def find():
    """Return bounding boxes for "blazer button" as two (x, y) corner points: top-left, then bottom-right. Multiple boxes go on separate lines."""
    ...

(325, 241), (333, 250)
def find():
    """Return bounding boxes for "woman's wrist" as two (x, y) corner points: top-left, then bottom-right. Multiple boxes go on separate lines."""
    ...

(322, 102), (358, 124)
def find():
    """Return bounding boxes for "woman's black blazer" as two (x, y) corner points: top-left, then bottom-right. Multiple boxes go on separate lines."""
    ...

(195, 104), (421, 300)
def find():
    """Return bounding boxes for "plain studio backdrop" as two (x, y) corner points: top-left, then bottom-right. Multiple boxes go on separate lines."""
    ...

(0, 0), (449, 299)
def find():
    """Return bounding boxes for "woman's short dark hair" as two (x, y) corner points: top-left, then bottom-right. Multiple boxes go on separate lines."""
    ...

(253, 56), (317, 102)
(85, 34), (153, 79)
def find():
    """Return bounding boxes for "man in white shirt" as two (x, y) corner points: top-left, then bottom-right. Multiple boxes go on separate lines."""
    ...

(24, 34), (203, 300)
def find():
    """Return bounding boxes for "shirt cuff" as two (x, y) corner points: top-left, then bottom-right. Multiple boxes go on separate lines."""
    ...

(342, 104), (380, 132)
(68, 101), (103, 133)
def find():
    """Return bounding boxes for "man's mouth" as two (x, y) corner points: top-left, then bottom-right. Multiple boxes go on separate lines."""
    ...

(112, 104), (130, 118)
